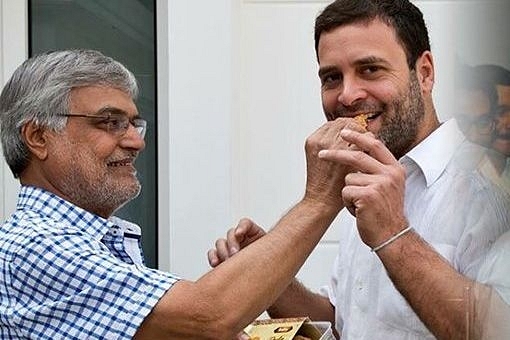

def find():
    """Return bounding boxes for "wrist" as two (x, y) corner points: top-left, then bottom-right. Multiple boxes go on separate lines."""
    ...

(300, 195), (344, 216)
(371, 225), (413, 252)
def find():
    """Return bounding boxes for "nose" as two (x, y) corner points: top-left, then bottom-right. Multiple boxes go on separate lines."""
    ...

(337, 75), (367, 108)
(120, 124), (146, 151)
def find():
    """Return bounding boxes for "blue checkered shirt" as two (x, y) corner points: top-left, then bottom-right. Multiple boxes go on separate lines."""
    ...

(0, 186), (179, 339)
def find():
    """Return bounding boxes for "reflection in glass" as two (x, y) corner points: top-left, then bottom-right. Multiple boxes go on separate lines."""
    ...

(29, 0), (158, 268)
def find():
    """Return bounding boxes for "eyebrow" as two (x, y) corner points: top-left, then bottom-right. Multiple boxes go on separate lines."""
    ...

(318, 56), (390, 78)
(355, 56), (389, 67)
(97, 106), (141, 119)
(318, 65), (338, 79)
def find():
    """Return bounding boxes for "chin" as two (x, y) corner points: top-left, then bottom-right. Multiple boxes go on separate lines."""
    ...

(111, 180), (141, 202)
(492, 140), (510, 156)
(125, 181), (142, 199)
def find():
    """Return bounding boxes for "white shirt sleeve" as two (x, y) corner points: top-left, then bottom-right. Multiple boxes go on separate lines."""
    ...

(477, 231), (510, 305)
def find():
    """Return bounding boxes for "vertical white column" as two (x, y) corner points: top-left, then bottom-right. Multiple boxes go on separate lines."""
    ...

(156, 0), (171, 271)
(161, 0), (234, 278)
(0, 0), (27, 221)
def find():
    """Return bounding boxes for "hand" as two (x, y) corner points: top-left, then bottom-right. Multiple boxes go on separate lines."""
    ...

(303, 118), (366, 211)
(318, 129), (407, 248)
(207, 218), (266, 267)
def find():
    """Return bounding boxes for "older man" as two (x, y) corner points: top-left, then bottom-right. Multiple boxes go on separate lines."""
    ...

(0, 49), (353, 339)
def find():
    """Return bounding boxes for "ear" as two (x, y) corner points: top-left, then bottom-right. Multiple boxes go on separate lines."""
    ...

(415, 51), (435, 94)
(21, 121), (49, 161)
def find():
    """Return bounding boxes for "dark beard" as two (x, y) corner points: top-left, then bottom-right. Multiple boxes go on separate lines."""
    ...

(378, 72), (425, 159)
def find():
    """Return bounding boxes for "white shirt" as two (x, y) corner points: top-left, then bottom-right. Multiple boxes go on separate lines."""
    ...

(475, 230), (510, 339)
(478, 153), (510, 196)
(323, 119), (510, 339)
(477, 230), (510, 305)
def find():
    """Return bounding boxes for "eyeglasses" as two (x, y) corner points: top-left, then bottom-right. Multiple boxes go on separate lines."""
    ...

(59, 108), (147, 138)
(457, 114), (495, 135)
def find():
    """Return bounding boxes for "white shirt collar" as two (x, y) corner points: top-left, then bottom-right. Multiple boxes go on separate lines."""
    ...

(401, 118), (465, 187)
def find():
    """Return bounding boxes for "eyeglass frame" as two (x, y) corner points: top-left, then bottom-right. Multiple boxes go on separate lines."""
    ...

(457, 113), (496, 135)
(58, 107), (147, 138)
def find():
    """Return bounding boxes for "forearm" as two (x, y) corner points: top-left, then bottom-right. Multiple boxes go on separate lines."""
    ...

(377, 230), (475, 340)
(203, 199), (339, 327)
(138, 199), (340, 339)
(267, 278), (335, 324)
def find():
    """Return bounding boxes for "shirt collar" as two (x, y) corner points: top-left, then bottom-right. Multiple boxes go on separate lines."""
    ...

(17, 185), (119, 241)
(401, 118), (466, 187)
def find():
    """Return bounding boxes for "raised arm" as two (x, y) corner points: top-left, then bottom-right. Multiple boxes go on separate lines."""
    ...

(318, 128), (508, 340)
(134, 118), (359, 339)
(208, 219), (337, 336)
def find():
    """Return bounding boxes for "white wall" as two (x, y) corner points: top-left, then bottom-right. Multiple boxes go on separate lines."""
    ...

(235, 0), (336, 292)
(160, 0), (235, 279)
(452, 0), (510, 68)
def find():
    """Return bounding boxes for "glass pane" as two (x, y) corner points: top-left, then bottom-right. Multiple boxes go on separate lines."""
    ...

(29, 0), (158, 268)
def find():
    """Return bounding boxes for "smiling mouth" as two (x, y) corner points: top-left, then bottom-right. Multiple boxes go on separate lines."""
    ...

(360, 111), (382, 121)
(352, 111), (382, 128)
(107, 159), (134, 167)
(327, 110), (382, 122)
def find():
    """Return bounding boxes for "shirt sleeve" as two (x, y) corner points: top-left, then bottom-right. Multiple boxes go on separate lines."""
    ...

(477, 231), (510, 305)
(8, 226), (179, 340)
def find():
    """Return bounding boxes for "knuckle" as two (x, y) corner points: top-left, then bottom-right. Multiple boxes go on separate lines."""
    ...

(353, 150), (368, 162)
(305, 135), (320, 151)
(389, 164), (406, 180)
(368, 138), (384, 151)
(239, 217), (250, 224)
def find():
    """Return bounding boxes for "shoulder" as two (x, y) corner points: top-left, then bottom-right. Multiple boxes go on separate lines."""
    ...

(1, 209), (102, 264)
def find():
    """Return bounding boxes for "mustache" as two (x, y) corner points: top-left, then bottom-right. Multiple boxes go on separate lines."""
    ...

(494, 133), (510, 140)
(106, 151), (139, 164)
(327, 104), (383, 120)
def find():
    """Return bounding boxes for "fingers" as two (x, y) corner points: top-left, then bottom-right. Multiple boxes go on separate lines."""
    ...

(207, 218), (267, 268)
(207, 248), (220, 267)
(317, 129), (398, 174)
(305, 117), (363, 153)
(303, 117), (367, 207)
(339, 129), (396, 165)
(341, 184), (369, 213)
(236, 218), (266, 242)
(235, 218), (256, 242)
(318, 148), (381, 174)
(207, 235), (232, 267)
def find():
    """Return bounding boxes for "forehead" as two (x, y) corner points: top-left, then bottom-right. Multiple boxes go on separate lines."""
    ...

(69, 86), (138, 115)
(456, 89), (490, 116)
(317, 18), (407, 66)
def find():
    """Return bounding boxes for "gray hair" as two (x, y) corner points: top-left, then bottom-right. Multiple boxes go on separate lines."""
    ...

(0, 49), (139, 178)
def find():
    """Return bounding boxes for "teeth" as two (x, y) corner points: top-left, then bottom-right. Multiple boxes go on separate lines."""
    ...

(366, 112), (380, 119)
(108, 160), (132, 167)
(354, 111), (377, 118)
